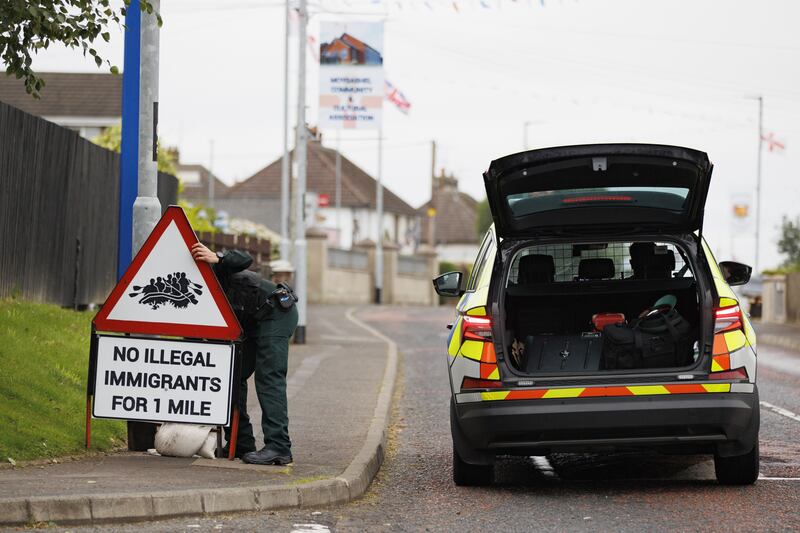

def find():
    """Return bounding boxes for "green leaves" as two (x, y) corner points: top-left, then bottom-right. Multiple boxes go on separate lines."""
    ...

(0, 0), (160, 98)
(475, 198), (493, 240)
(778, 216), (800, 268)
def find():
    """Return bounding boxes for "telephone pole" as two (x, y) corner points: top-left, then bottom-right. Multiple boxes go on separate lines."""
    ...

(375, 128), (384, 304)
(208, 139), (215, 208)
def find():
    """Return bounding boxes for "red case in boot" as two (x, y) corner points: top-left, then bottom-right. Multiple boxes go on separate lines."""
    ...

(592, 312), (626, 331)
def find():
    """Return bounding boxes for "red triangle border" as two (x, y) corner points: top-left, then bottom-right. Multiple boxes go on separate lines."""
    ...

(93, 206), (242, 341)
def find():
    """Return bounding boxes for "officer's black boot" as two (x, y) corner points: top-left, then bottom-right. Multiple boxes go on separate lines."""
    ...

(242, 447), (293, 465)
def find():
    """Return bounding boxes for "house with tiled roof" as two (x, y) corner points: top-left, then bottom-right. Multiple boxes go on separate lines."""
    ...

(0, 72), (121, 139)
(215, 135), (420, 251)
(320, 33), (383, 66)
(419, 170), (481, 264)
(176, 162), (229, 203)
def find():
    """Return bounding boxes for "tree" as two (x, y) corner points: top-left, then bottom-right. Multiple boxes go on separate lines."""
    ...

(179, 203), (217, 233)
(475, 198), (493, 239)
(0, 1), (157, 98)
(90, 126), (215, 232)
(92, 124), (176, 175)
(778, 215), (800, 267)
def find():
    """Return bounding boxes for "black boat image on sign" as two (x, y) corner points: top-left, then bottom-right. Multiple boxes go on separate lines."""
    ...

(128, 272), (204, 309)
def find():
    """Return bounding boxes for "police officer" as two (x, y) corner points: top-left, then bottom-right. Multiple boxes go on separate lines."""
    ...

(191, 243), (298, 465)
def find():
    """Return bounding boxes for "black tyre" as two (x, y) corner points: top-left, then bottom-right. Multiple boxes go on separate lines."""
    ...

(452, 445), (494, 486)
(714, 442), (759, 485)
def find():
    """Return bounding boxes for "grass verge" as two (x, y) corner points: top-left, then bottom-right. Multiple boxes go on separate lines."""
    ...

(0, 298), (126, 462)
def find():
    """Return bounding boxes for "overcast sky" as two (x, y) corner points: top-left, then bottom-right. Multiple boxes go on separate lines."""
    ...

(30, 0), (800, 269)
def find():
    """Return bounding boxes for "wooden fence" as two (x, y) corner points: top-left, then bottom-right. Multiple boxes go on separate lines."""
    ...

(0, 101), (178, 307)
(196, 231), (272, 273)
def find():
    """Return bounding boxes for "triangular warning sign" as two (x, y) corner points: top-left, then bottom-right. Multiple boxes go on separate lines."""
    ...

(93, 206), (242, 340)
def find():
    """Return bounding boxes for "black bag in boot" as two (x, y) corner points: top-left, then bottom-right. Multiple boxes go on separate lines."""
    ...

(603, 296), (693, 370)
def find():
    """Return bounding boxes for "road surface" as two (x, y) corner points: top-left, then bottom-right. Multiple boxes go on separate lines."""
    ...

(65, 306), (800, 532)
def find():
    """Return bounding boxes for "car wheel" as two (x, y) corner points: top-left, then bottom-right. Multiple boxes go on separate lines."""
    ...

(714, 442), (759, 485)
(452, 444), (494, 486)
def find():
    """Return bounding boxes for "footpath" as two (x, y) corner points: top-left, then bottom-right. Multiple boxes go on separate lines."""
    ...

(0, 305), (397, 527)
(755, 321), (800, 353)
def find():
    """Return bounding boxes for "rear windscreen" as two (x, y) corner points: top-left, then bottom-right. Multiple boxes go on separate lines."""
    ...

(508, 241), (692, 284)
(507, 187), (689, 218)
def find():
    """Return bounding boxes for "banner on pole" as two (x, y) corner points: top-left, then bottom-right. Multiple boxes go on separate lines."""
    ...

(318, 21), (384, 130)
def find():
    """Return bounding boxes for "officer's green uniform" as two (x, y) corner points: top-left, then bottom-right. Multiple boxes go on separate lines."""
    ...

(214, 250), (298, 456)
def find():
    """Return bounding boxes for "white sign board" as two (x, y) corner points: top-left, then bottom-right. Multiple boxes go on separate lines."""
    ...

(107, 221), (228, 327)
(93, 206), (241, 341)
(318, 21), (384, 130)
(93, 336), (235, 425)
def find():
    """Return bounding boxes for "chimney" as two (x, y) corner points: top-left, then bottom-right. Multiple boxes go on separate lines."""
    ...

(433, 168), (458, 193)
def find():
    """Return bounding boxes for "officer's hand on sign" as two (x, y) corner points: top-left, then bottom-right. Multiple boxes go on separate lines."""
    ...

(192, 242), (219, 264)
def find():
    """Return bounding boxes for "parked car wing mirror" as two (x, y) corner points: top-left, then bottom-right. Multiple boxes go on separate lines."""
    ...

(719, 261), (752, 286)
(433, 271), (464, 297)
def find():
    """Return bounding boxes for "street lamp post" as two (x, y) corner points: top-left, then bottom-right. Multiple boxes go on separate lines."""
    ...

(293, 0), (308, 343)
(279, 0), (291, 262)
(754, 95), (764, 273)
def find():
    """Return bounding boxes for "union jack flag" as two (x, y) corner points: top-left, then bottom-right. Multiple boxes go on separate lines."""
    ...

(384, 79), (411, 115)
(761, 132), (786, 153)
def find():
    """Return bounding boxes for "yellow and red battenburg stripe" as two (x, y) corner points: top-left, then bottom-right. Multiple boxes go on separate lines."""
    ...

(480, 382), (731, 401)
(710, 297), (751, 372)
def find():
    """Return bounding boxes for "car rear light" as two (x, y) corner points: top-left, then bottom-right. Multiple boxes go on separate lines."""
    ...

(714, 304), (743, 333)
(708, 366), (748, 381)
(461, 377), (503, 390)
(462, 315), (492, 341)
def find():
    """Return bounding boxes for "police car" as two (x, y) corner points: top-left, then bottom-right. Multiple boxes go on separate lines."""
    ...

(434, 144), (759, 486)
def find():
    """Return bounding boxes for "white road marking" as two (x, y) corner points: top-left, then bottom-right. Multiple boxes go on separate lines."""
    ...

(530, 455), (558, 478)
(757, 347), (800, 378)
(291, 524), (330, 533)
(319, 334), (380, 343)
(760, 401), (800, 423)
(758, 475), (800, 481)
(287, 351), (336, 401)
(250, 350), (337, 443)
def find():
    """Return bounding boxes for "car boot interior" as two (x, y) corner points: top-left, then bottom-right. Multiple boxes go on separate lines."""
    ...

(503, 241), (701, 374)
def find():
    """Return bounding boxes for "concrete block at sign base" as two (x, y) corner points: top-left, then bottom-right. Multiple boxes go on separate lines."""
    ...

(0, 498), (29, 525)
(90, 493), (155, 521)
(255, 485), (300, 510)
(28, 496), (92, 523)
(297, 478), (349, 508)
(199, 487), (258, 514)
(149, 491), (204, 517)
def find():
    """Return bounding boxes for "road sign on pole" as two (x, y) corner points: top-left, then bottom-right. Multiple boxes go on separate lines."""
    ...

(88, 206), (243, 458)
(94, 206), (241, 340)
